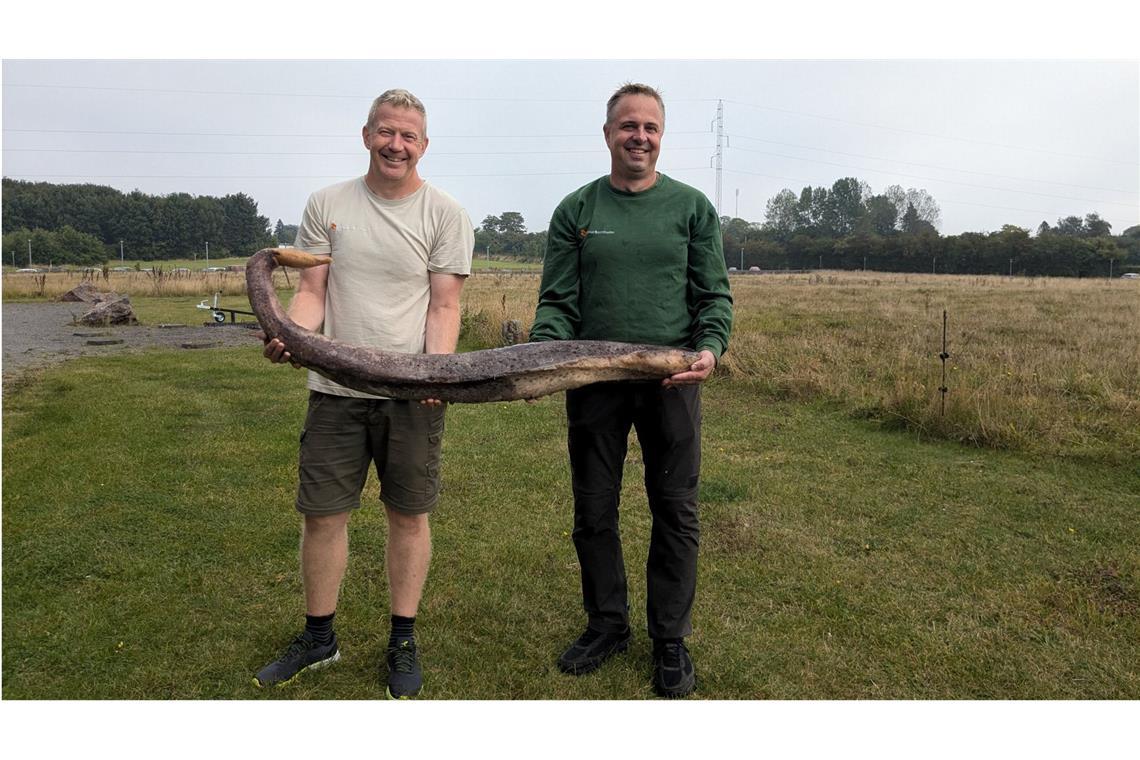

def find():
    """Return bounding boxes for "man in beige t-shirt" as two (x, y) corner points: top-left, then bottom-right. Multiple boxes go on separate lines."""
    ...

(255, 89), (474, 699)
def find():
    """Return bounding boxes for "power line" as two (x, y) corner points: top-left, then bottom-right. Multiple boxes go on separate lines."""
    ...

(11, 81), (1128, 166)
(2, 167), (712, 181)
(726, 132), (1138, 196)
(936, 196), (1129, 220)
(5, 81), (1132, 169)
(2, 127), (712, 139)
(725, 144), (1139, 209)
(724, 98), (1139, 166)
(4, 82), (716, 104)
(721, 167), (1130, 223)
(2, 146), (713, 157)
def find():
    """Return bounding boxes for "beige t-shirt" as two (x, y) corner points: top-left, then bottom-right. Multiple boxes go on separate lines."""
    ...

(292, 177), (474, 398)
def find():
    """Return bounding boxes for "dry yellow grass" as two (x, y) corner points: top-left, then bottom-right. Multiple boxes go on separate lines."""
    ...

(2, 267), (291, 300)
(460, 269), (1140, 461)
(6, 267), (1136, 459)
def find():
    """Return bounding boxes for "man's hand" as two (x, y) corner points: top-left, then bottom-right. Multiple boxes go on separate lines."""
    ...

(258, 333), (302, 369)
(662, 349), (716, 387)
(419, 398), (444, 407)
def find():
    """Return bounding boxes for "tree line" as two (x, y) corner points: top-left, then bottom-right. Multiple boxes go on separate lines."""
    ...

(4, 177), (1137, 276)
(2, 178), (274, 265)
(724, 177), (1139, 277)
(479, 180), (1139, 278)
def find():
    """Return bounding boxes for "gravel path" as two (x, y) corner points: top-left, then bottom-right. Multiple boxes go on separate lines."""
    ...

(2, 302), (262, 380)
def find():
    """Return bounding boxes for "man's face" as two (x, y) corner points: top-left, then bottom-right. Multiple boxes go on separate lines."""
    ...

(603, 94), (663, 182)
(362, 104), (428, 186)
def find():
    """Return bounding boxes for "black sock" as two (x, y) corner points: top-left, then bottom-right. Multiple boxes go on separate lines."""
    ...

(305, 612), (336, 646)
(389, 614), (416, 647)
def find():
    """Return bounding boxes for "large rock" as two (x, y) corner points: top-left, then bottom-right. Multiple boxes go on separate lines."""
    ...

(59, 281), (107, 303)
(78, 296), (138, 326)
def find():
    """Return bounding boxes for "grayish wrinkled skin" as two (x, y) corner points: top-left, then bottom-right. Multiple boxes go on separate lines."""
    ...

(245, 248), (699, 403)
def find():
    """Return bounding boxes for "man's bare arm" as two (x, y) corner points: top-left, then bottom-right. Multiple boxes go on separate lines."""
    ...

(420, 271), (466, 404)
(262, 262), (329, 365)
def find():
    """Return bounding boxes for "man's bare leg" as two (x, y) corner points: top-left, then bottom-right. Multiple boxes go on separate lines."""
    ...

(302, 511), (350, 615)
(383, 508), (431, 698)
(254, 511), (349, 687)
(386, 508), (431, 616)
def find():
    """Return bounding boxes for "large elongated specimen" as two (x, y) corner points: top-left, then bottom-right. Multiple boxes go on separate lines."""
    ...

(245, 248), (699, 403)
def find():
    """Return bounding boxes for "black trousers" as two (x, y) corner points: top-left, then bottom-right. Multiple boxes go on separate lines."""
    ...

(565, 382), (701, 640)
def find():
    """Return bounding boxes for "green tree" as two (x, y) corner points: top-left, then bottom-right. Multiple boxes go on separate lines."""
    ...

(1, 179), (276, 260)
(54, 225), (107, 266)
(274, 219), (299, 245)
(762, 188), (802, 239)
(901, 203), (938, 236)
(498, 211), (526, 235)
(1, 227), (102, 267)
(809, 186), (835, 236)
(116, 191), (158, 259)
(885, 185), (941, 231)
(477, 212), (535, 258)
(863, 195), (898, 236)
(220, 193), (271, 255)
(3, 228), (33, 267)
(828, 177), (867, 236)
(480, 212), (527, 235)
(1054, 215), (1085, 237)
(1083, 213), (1112, 238)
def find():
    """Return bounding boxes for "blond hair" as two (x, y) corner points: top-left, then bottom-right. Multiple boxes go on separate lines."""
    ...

(366, 89), (427, 134)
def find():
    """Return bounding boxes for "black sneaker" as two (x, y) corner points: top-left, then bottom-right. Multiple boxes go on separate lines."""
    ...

(652, 639), (696, 698)
(386, 639), (423, 699)
(557, 627), (631, 675)
(254, 631), (340, 688)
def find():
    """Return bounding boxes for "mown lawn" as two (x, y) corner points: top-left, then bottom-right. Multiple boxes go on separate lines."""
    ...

(3, 345), (1137, 699)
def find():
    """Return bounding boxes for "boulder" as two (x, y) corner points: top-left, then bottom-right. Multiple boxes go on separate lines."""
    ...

(59, 281), (105, 303)
(78, 296), (138, 326)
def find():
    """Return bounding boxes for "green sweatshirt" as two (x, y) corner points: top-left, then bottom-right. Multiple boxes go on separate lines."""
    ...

(530, 174), (733, 359)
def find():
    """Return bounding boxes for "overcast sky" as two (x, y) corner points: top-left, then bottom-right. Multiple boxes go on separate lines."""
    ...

(3, 58), (1137, 240)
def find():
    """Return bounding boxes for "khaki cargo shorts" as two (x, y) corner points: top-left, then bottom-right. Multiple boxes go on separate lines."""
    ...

(296, 391), (446, 516)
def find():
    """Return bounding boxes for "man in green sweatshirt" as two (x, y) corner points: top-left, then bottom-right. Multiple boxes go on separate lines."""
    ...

(529, 83), (733, 698)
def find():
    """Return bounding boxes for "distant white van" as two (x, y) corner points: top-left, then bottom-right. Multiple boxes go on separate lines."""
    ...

(1121, 272), (1139, 279)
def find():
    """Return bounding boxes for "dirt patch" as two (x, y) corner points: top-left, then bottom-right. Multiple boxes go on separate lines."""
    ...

(2, 302), (261, 381)
(1065, 563), (1138, 617)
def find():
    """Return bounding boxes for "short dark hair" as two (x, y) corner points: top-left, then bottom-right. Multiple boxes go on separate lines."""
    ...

(606, 83), (665, 125)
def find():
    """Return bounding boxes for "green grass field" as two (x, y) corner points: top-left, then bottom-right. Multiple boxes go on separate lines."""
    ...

(4, 271), (1139, 699)
(3, 344), (1137, 699)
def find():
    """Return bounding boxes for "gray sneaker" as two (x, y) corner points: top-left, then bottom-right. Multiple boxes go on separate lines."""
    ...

(386, 639), (423, 699)
(254, 631), (340, 688)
